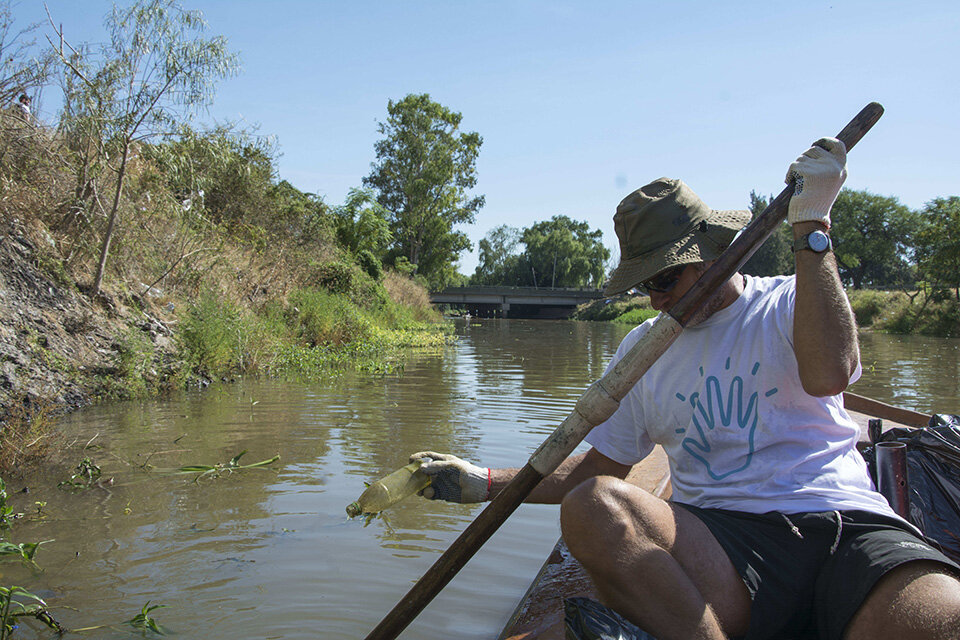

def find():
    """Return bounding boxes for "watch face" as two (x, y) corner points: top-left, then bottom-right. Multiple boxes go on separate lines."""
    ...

(809, 231), (830, 252)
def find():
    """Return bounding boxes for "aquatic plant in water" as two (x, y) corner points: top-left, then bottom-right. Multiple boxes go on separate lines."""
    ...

(0, 540), (53, 571)
(57, 458), (102, 491)
(0, 479), (21, 529)
(0, 586), (64, 638)
(177, 450), (280, 483)
(126, 601), (167, 635)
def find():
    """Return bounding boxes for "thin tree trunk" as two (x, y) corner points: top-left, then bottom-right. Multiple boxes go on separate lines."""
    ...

(92, 140), (130, 295)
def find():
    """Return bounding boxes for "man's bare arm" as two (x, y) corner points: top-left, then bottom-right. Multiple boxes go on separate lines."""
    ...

(489, 448), (632, 504)
(793, 220), (859, 396)
(785, 138), (859, 397)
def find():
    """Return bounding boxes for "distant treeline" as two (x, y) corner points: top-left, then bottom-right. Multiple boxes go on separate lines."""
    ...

(742, 190), (960, 298)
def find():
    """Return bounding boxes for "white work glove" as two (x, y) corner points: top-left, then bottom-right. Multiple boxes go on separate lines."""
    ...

(410, 451), (489, 503)
(785, 137), (847, 228)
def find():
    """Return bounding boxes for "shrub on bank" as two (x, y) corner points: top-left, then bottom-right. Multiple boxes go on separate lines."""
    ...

(847, 289), (960, 337)
(177, 281), (452, 381)
(289, 288), (375, 347)
(309, 260), (386, 309)
(614, 307), (660, 325)
(178, 292), (246, 379)
(847, 289), (910, 327)
(572, 295), (655, 323)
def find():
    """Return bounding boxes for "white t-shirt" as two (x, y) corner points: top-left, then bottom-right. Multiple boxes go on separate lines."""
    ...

(586, 274), (896, 517)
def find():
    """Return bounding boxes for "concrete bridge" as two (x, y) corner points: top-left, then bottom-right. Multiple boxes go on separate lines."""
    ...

(429, 286), (607, 319)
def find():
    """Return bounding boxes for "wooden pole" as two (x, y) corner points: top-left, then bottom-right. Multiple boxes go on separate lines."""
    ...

(364, 102), (885, 640)
(842, 391), (931, 428)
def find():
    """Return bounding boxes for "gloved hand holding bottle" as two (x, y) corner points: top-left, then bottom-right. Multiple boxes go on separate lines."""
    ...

(409, 451), (491, 503)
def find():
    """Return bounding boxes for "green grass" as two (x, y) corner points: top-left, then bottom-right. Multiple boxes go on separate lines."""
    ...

(572, 296), (658, 325)
(178, 286), (454, 382)
(847, 289), (960, 337)
(613, 307), (660, 325)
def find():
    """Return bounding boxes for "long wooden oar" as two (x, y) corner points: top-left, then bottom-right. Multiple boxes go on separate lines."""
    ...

(365, 102), (885, 640)
(843, 391), (931, 428)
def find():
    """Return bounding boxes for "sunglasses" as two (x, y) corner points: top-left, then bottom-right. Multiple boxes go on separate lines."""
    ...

(639, 265), (687, 293)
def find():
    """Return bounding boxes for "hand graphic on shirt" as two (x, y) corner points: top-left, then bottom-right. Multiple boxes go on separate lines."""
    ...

(680, 374), (761, 480)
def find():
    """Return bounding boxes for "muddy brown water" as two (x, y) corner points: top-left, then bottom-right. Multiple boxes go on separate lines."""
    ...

(6, 320), (958, 639)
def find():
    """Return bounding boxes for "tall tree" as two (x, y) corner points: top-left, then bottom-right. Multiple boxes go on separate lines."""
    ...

(830, 189), (917, 290)
(363, 93), (484, 290)
(50, 0), (239, 294)
(915, 196), (960, 301)
(472, 225), (522, 285)
(332, 187), (392, 258)
(742, 191), (794, 277)
(521, 215), (609, 288)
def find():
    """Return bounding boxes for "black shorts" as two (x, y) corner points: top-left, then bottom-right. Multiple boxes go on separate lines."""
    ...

(677, 504), (960, 640)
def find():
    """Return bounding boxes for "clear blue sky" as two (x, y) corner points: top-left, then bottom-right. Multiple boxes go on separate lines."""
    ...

(15, 1), (960, 275)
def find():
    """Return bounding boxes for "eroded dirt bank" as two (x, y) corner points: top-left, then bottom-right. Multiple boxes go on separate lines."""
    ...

(0, 216), (179, 468)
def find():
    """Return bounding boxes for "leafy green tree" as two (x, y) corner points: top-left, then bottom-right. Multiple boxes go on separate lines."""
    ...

(50, 0), (239, 294)
(363, 93), (484, 290)
(146, 125), (275, 224)
(915, 196), (960, 300)
(521, 215), (610, 288)
(742, 191), (794, 277)
(830, 189), (917, 290)
(332, 188), (392, 258)
(269, 179), (330, 245)
(471, 217), (609, 288)
(472, 225), (522, 285)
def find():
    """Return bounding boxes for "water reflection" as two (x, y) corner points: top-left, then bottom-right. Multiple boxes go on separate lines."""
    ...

(854, 332), (960, 414)
(8, 320), (956, 639)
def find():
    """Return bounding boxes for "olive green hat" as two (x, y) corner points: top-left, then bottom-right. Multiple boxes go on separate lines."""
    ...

(604, 178), (751, 297)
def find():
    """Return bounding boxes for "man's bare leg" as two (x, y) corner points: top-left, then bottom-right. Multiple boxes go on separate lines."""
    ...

(844, 560), (960, 639)
(560, 476), (750, 640)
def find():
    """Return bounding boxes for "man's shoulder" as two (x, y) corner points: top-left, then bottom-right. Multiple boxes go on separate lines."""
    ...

(743, 274), (795, 303)
(744, 273), (794, 291)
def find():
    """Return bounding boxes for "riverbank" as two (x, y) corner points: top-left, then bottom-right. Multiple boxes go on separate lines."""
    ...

(573, 287), (959, 338)
(0, 108), (460, 474)
(0, 214), (451, 474)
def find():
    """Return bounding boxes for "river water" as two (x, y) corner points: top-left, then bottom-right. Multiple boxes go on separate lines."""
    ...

(7, 320), (960, 639)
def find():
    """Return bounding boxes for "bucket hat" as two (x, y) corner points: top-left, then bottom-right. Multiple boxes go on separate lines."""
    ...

(604, 178), (751, 297)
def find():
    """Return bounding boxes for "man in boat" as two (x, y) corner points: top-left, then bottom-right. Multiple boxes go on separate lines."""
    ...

(412, 137), (960, 639)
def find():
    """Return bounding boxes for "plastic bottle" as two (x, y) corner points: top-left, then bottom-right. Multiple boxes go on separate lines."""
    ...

(346, 460), (431, 517)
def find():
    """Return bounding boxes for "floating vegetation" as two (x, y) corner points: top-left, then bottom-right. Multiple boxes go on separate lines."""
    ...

(177, 450), (280, 483)
(73, 600), (168, 636)
(0, 540), (53, 571)
(0, 586), (64, 638)
(0, 479), (22, 529)
(126, 601), (167, 635)
(57, 458), (103, 491)
(268, 323), (455, 381)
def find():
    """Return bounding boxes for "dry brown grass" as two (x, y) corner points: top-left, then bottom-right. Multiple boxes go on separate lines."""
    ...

(383, 270), (431, 309)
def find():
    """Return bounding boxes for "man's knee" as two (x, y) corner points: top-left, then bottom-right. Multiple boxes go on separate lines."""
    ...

(845, 561), (960, 639)
(560, 476), (660, 556)
(561, 475), (626, 524)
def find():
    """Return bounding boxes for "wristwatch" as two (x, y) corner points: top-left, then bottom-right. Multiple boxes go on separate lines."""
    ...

(793, 229), (832, 253)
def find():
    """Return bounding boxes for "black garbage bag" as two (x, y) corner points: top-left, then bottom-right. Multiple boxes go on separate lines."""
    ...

(863, 416), (960, 563)
(564, 597), (659, 640)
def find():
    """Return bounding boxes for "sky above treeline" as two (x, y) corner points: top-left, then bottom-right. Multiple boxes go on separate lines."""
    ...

(14, 1), (960, 275)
